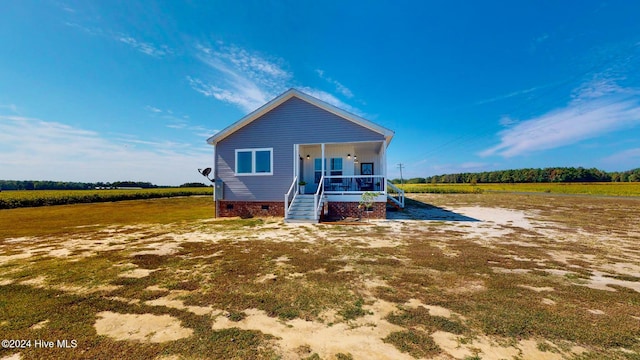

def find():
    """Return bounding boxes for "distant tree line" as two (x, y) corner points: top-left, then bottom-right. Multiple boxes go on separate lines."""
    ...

(391, 167), (640, 184)
(0, 180), (210, 190)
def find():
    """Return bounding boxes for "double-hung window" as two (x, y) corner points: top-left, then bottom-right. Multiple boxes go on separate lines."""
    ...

(235, 148), (273, 175)
(314, 158), (324, 184)
(329, 157), (343, 183)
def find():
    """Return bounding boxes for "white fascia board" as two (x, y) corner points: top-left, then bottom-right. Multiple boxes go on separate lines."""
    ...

(206, 88), (395, 145)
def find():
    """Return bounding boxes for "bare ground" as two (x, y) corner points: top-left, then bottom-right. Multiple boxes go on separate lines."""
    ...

(1, 193), (639, 359)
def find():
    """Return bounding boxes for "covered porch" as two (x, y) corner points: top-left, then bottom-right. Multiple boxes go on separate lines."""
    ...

(284, 141), (404, 222)
(296, 141), (387, 195)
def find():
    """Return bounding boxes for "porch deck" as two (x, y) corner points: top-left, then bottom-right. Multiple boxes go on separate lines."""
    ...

(285, 175), (404, 223)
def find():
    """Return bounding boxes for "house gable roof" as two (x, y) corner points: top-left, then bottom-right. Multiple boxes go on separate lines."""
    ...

(207, 88), (394, 146)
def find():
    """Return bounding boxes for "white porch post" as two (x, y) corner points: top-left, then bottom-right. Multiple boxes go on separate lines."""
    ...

(321, 143), (325, 175)
(381, 140), (387, 193)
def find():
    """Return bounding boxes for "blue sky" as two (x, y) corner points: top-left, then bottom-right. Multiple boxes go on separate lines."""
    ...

(1, 1), (639, 185)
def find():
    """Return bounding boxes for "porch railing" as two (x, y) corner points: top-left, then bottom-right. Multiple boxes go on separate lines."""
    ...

(386, 180), (405, 208)
(284, 176), (298, 219)
(314, 175), (325, 220)
(322, 175), (386, 193)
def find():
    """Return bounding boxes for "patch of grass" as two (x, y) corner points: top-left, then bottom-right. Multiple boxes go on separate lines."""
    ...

(339, 298), (371, 321)
(464, 355), (482, 360)
(131, 254), (169, 269)
(383, 330), (441, 358)
(9, 256), (122, 287)
(167, 280), (200, 291)
(537, 341), (557, 353)
(386, 307), (468, 335)
(168, 327), (277, 359)
(0, 196), (215, 239)
(335, 353), (354, 360)
(208, 218), (264, 230)
(227, 311), (247, 322)
(400, 184), (483, 194)
(466, 274), (640, 348)
(604, 273), (640, 282)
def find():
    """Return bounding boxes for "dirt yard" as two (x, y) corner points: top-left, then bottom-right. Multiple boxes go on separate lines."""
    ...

(0, 194), (639, 359)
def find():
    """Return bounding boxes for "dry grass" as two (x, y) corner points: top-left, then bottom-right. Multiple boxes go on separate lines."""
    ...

(1, 194), (639, 359)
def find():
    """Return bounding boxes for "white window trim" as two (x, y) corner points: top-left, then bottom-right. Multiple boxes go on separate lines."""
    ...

(235, 148), (273, 176)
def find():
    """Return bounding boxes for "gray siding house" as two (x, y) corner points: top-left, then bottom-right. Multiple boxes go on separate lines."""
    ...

(206, 88), (404, 222)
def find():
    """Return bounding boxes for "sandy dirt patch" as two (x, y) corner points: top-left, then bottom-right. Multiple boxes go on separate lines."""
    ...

(145, 296), (216, 316)
(118, 268), (155, 278)
(94, 311), (193, 343)
(212, 301), (411, 360)
(432, 331), (585, 360)
(519, 285), (555, 292)
(255, 273), (278, 283)
(131, 241), (181, 256)
(30, 320), (49, 330)
(0, 353), (22, 360)
(583, 270), (640, 293)
(403, 299), (460, 319)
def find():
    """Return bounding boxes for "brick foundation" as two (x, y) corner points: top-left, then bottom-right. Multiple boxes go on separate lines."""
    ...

(327, 202), (386, 219)
(216, 200), (284, 218)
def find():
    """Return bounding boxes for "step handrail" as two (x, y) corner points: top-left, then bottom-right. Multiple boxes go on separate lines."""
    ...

(284, 176), (298, 219)
(314, 175), (325, 220)
(386, 180), (405, 208)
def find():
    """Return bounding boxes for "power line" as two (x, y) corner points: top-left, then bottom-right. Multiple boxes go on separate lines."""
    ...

(397, 163), (405, 185)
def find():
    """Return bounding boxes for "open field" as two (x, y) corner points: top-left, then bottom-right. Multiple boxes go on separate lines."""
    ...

(0, 188), (213, 209)
(1, 194), (639, 359)
(398, 182), (640, 196)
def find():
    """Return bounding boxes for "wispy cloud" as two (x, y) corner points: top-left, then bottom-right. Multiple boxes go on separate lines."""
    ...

(64, 22), (173, 59)
(0, 104), (19, 114)
(0, 115), (210, 185)
(188, 42), (364, 115)
(188, 42), (291, 112)
(64, 22), (102, 36)
(529, 33), (550, 53)
(298, 87), (364, 117)
(315, 69), (354, 98)
(143, 105), (217, 138)
(571, 74), (632, 100)
(116, 34), (173, 58)
(53, 1), (76, 13)
(602, 147), (640, 169)
(480, 78), (640, 158)
(474, 84), (547, 106)
(144, 105), (162, 113)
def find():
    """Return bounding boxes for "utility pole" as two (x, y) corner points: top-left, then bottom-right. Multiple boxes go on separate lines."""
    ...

(397, 163), (405, 185)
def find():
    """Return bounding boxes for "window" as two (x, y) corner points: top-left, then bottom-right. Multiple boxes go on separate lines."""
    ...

(314, 158), (324, 184)
(315, 157), (343, 183)
(330, 157), (343, 183)
(330, 158), (343, 175)
(235, 148), (273, 175)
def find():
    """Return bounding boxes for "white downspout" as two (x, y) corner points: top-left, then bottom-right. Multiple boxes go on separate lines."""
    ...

(293, 144), (299, 179)
(212, 144), (218, 217)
